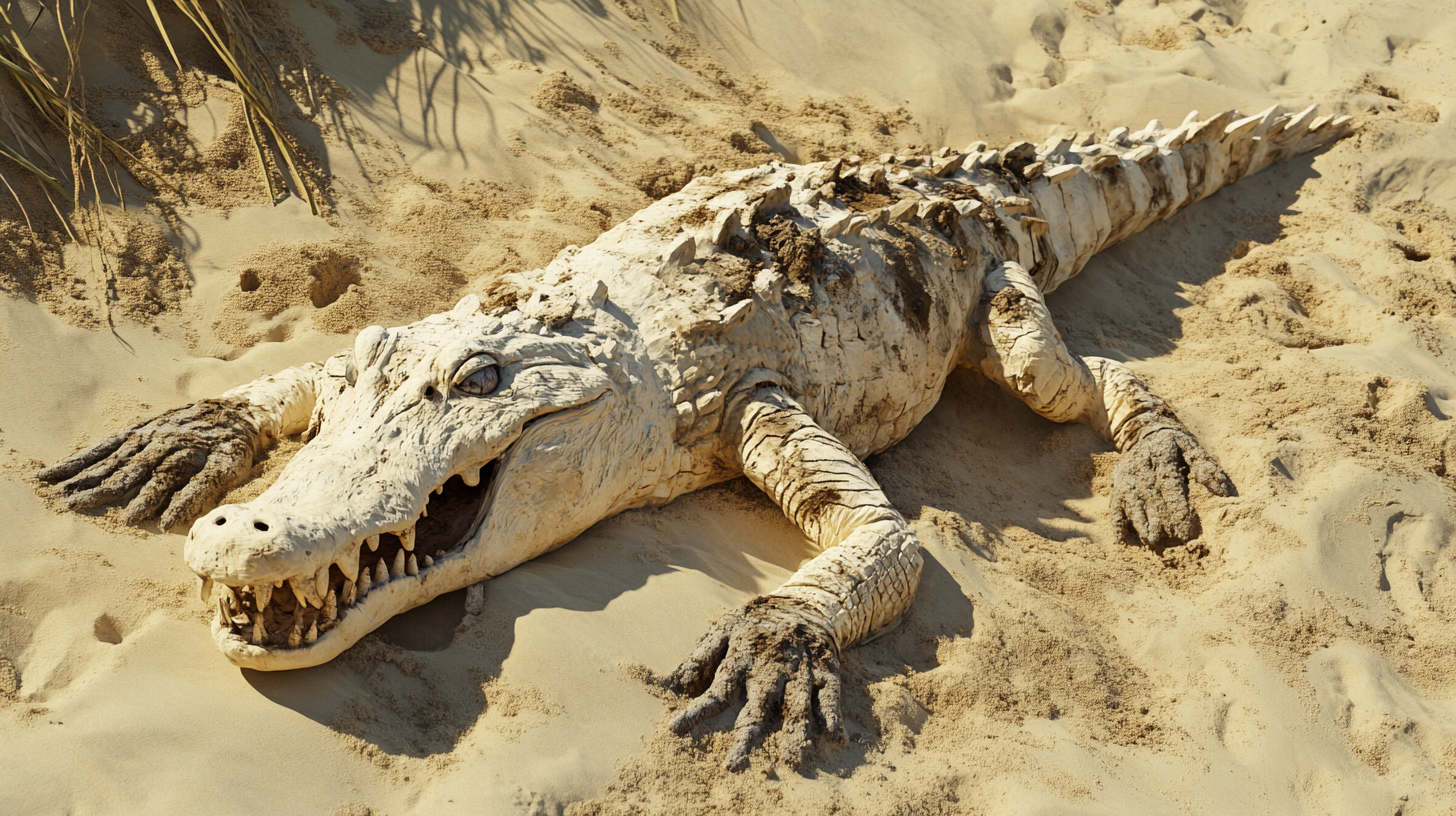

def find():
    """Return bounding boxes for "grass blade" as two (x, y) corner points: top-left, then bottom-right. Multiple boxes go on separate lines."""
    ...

(0, 138), (69, 198)
(143, 0), (181, 69)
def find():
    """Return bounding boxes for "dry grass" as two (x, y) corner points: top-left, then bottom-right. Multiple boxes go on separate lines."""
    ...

(0, 0), (319, 220)
(0, 1), (105, 232)
(147, 0), (320, 214)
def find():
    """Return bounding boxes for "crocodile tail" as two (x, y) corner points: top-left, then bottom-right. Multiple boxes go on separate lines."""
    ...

(996, 105), (1355, 292)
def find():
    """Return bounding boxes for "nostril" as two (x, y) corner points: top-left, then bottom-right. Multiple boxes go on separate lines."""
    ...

(254, 521), (270, 532)
(215, 517), (227, 526)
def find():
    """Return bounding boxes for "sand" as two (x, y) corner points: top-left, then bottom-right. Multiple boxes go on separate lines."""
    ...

(2, 0), (1455, 813)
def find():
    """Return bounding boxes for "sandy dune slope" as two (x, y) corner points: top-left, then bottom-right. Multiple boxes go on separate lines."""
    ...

(2, 0), (1455, 813)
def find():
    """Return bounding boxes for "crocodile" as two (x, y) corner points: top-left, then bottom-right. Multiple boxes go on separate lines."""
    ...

(39, 104), (1353, 770)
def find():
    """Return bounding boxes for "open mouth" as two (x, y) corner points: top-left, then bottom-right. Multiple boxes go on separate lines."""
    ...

(202, 459), (498, 659)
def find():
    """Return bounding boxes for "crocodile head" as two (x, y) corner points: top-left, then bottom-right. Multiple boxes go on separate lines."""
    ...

(184, 301), (647, 669)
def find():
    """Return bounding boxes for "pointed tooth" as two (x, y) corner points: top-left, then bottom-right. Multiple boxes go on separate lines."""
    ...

(399, 527), (415, 552)
(367, 534), (380, 552)
(292, 576), (323, 609)
(374, 559), (388, 585)
(226, 588), (250, 625)
(339, 545), (360, 583)
(315, 565), (331, 599)
(421, 504), (428, 518)
(288, 616), (303, 648)
(305, 622), (318, 644)
(391, 550), (406, 578)
(290, 577), (309, 607)
(256, 582), (273, 612)
(220, 584), (238, 612)
(216, 597), (229, 626)
(198, 576), (213, 604)
(462, 467), (481, 487)
(406, 553), (418, 577)
(358, 568), (371, 598)
(343, 579), (356, 607)
(324, 590), (338, 622)
(252, 614), (267, 646)
(423, 555), (434, 568)
(222, 592), (247, 626)
(434, 484), (444, 495)
(274, 580), (284, 589)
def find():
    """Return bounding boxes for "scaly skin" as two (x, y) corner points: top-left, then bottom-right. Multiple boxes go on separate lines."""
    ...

(39, 105), (1353, 770)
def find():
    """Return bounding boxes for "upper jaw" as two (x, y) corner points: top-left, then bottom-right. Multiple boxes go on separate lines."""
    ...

(193, 458), (499, 668)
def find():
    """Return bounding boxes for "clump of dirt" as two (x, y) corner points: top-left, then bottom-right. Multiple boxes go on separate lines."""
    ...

(0, 179), (72, 320)
(1337, 376), (1455, 486)
(693, 253), (760, 305)
(754, 214), (824, 298)
(1357, 76), (1443, 124)
(921, 200), (962, 237)
(835, 171), (898, 211)
(455, 180), (536, 220)
(534, 72), (608, 141)
(1123, 23), (1205, 51)
(534, 72), (600, 115)
(627, 157), (701, 200)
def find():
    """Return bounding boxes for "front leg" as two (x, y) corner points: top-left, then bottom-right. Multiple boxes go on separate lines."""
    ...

(975, 262), (1234, 548)
(667, 385), (923, 771)
(38, 363), (324, 529)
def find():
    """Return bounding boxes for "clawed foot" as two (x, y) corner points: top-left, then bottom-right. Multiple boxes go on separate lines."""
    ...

(1110, 428), (1234, 550)
(37, 398), (263, 529)
(665, 596), (844, 772)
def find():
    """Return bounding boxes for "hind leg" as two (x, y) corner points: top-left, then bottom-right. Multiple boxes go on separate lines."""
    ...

(972, 262), (1234, 547)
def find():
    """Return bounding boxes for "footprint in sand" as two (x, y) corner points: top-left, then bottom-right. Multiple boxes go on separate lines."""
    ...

(1377, 505), (1456, 624)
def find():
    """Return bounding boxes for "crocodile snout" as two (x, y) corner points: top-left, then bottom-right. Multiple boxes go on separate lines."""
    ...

(185, 502), (322, 584)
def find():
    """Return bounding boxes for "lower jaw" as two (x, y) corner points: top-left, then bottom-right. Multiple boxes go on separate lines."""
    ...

(212, 550), (478, 671)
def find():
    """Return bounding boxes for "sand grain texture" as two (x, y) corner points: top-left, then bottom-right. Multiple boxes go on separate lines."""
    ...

(3, 0), (1456, 814)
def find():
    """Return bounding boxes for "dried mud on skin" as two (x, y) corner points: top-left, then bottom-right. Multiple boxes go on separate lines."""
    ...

(36, 397), (263, 530)
(754, 216), (826, 296)
(665, 596), (844, 773)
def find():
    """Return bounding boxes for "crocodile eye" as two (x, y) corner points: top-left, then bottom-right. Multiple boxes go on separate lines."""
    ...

(454, 358), (499, 396)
